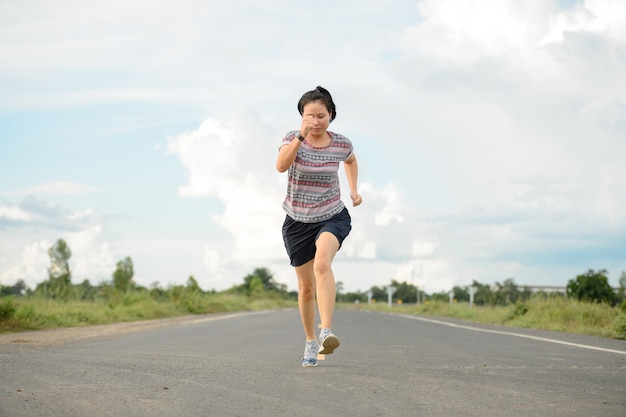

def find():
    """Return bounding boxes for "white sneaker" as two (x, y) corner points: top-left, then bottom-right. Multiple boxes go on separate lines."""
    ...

(318, 328), (340, 355)
(302, 340), (319, 367)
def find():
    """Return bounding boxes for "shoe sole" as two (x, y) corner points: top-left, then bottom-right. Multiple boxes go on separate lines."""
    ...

(302, 360), (318, 367)
(319, 335), (340, 355)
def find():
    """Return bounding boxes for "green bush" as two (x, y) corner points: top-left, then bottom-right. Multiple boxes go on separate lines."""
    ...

(613, 313), (626, 340)
(350, 295), (624, 339)
(16, 303), (35, 321)
(0, 298), (16, 320)
(513, 301), (528, 317)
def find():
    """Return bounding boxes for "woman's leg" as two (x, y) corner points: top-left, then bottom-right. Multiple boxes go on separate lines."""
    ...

(295, 260), (317, 341)
(314, 231), (340, 330)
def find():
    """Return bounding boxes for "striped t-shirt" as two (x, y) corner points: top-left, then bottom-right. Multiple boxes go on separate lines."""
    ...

(280, 130), (354, 223)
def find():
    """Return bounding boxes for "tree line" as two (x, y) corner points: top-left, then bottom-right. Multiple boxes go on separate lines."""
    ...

(1, 239), (625, 309)
(0, 239), (293, 303)
(340, 270), (626, 308)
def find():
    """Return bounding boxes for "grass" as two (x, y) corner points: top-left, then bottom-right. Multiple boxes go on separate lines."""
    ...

(2, 293), (625, 340)
(0, 293), (297, 334)
(344, 296), (626, 340)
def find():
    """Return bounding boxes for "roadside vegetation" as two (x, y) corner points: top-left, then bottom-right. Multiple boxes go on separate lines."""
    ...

(1, 239), (625, 339)
(352, 296), (626, 339)
(0, 239), (295, 333)
(0, 291), (294, 333)
(342, 269), (626, 340)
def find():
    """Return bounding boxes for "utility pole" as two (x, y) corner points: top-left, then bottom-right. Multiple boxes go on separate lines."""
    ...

(469, 286), (476, 309)
(386, 286), (396, 308)
(412, 268), (418, 305)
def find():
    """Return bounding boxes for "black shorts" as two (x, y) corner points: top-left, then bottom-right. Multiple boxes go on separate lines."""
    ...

(282, 208), (352, 267)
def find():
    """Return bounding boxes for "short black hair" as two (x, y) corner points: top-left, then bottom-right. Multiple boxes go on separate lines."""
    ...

(297, 86), (337, 122)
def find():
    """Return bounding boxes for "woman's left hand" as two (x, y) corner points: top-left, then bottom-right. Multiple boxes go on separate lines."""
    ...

(351, 192), (363, 207)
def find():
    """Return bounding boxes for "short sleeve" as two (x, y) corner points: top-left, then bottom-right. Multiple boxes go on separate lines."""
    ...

(330, 132), (353, 161)
(279, 130), (298, 150)
(344, 141), (354, 161)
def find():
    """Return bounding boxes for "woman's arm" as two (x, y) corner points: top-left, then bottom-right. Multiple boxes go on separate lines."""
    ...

(276, 139), (301, 172)
(277, 118), (317, 172)
(344, 153), (362, 206)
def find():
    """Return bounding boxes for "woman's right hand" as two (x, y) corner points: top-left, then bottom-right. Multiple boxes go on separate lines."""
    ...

(299, 115), (314, 138)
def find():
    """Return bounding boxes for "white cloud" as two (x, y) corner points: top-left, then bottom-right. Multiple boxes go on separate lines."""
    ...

(371, 183), (406, 226)
(583, 0), (626, 38)
(1, 182), (100, 196)
(541, 3), (594, 45)
(0, 196), (86, 230)
(412, 240), (437, 257)
(0, 205), (32, 221)
(114, 238), (210, 288)
(66, 209), (94, 221)
(0, 224), (118, 289)
(0, 241), (51, 289)
(165, 111), (288, 288)
(166, 118), (240, 198)
(63, 225), (116, 283)
(377, 0), (626, 287)
(0, 197), (118, 288)
(203, 246), (223, 275)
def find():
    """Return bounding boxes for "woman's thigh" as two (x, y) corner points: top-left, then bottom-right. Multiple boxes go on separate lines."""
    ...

(295, 259), (315, 288)
(314, 232), (340, 267)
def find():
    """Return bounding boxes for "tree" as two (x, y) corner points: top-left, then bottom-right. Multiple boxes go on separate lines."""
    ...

(186, 275), (202, 293)
(0, 279), (27, 297)
(336, 281), (344, 302)
(149, 281), (166, 300)
(471, 280), (494, 306)
(75, 279), (97, 300)
(233, 267), (288, 298)
(452, 286), (469, 302)
(429, 291), (450, 302)
(493, 278), (522, 305)
(244, 268), (287, 294)
(12, 279), (27, 296)
(566, 269), (615, 304)
(369, 286), (386, 303)
(244, 268), (272, 291)
(48, 239), (71, 280)
(390, 279), (418, 303)
(113, 257), (134, 292)
(343, 290), (367, 303)
(36, 239), (72, 299)
(247, 276), (267, 299)
(615, 271), (626, 306)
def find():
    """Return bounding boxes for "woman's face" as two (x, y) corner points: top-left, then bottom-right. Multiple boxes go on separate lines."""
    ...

(302, 100), (331, 136)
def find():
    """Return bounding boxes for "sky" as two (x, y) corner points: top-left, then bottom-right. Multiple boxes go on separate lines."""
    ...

(1, 0), (625, 294)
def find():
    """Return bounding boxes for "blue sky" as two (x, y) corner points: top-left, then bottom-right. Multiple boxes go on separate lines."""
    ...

(1, 0), (625, 293)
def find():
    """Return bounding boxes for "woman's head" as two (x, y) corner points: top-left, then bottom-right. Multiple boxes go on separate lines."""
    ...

(297, 86), (337, 122)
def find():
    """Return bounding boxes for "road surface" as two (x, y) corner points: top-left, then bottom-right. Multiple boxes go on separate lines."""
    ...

(1, 309), (625, 417)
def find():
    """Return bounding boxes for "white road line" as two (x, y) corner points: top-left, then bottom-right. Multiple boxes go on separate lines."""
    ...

(395, 313), (626, 356)
(185, 310), (271, 325)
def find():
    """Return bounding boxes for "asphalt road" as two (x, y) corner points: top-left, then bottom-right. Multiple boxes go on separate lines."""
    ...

(1, 309), (625, 417)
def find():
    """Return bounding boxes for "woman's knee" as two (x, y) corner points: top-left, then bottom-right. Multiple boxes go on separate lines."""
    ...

(313, 260), (332, 279)
(298, 283), (316, 301)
